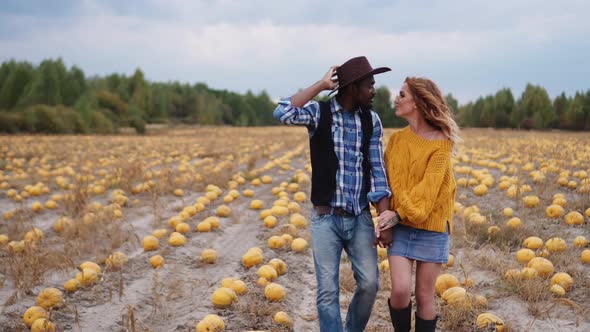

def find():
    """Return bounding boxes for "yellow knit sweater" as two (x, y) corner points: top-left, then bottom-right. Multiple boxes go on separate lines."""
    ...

(384, 126), (456, 234)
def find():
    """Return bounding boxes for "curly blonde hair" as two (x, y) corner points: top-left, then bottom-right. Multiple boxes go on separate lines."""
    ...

(405, 77), (461, 150)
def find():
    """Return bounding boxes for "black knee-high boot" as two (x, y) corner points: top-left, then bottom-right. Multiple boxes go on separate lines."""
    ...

(388, 298), (411, 332)
(415, 314), (438, 332)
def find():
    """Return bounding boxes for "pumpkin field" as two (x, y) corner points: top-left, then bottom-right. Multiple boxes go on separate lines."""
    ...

(0, 126), (589, 332)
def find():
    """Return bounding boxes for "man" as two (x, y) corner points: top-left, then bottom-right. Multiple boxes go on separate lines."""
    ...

(273, 56), (392, 332)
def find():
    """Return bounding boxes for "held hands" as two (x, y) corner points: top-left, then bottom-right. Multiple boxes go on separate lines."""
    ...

(321, 66), (339, 91)
(373, 210), (399, 248)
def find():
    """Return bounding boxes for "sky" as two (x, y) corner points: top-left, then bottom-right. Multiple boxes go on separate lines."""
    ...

(1, 0), (589, 104)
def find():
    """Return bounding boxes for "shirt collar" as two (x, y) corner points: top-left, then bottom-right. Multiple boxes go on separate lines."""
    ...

(331, 97), (362, 114)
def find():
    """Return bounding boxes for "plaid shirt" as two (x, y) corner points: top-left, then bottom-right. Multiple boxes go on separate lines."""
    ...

(273, 97), (391, 215)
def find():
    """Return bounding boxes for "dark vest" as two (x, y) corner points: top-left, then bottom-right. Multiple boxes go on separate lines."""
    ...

(309, 100), (373, 206)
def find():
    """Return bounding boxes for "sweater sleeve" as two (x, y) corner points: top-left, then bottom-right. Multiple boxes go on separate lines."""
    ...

(395, 148), (450, 225)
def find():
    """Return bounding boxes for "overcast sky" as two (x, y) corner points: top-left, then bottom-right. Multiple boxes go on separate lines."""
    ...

(1, 0), (589, 104)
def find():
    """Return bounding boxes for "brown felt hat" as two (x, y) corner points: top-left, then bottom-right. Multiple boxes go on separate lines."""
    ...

(333, 56), (391, 94)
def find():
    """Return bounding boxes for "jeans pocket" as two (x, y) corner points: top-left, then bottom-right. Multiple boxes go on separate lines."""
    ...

(359, 210), (375, 228)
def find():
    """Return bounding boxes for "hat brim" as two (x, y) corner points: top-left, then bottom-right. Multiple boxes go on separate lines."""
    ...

(330, 67), (391, 96)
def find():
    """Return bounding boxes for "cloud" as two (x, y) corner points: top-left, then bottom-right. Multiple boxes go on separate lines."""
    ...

(0, 0), (589, 103)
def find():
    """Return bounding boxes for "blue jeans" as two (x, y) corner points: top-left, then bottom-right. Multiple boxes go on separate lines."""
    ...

(310, 208), (379, 332)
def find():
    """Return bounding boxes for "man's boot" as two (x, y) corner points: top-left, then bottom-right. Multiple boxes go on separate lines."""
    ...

(388, 298), (411, 332)
(415, 314), (438, 332)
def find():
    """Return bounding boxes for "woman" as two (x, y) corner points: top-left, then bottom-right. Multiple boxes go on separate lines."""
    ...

(377, 77), (460, 332)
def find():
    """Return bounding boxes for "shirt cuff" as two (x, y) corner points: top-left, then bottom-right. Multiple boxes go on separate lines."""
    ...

(367, 190), (391, 203)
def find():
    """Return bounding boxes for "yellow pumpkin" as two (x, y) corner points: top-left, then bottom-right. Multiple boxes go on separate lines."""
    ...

(142, 235), (159, 251)
(268, 236), (285, 249)
(195, 319), (216, 332)
(149, 255), (165, 269)
(476, 313), (504, 332)
(168, 232), (187, 246)
(473, 184), (488, 196)
(520, 267), (538, 280)
(264, 283), (286, 301)
(293, 191), (307, 202)
(36, 288), (64, 309)
(441, 286), (468, 307)
(287, 202), (300, 213)
(31, 318), (55, 332)
(564, 211), (584, 225)
(291, 238), (308, 253)
(522, 195), (540, 208)
(23, 306), (48, 327)
(258, 265), (278, 281)
(175, 222), (190, 234)
(503, 269), (521, 280)
(523, 236), (543, 250)
(257, 277), (270, 287)
(203, 314), (225, 330)
(527, 257), (554, 277)
(506, 217), (522, 229)
(545, 204), (565, 218)
(75, 268), (98, 286)
(64, 279), (81, 292)
(444, 254), (455, 267)
(221, 278), (248, 295)
(263, 216), (278, 228)
(196, 221), (212, 232)
(211, 287), (237, 308)
(581, 249), (590, 264)
(242, 248), (263, 269)
(435, 274), (460, 296)
(550, 284), (565, 296)
(290, 213), (307, 228)
(216, 205), (231, 217)
(271, 205), (289, 217)
(105, 252), (128, 270)
(268, 258), (287, 275)
(152, 229), (168, 239)
(273, 311), (293, 327)
(243, 189), (255, 197)
(201, 249), (217, 264)
(502, 207), (513, 217)
(250, 200), (264, 210)
(80, 261), (101, 274)
(573, 236), (588, 248)
(487, 226), (500, 236)
(550, 272), (573, 291)
(545, 237), (567, 253)
(516, 248), (535, 264)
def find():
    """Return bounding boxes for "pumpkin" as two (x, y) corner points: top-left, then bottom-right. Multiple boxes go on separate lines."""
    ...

(243, 189), (255, 197)
(268, 236), (285, 249)
(31, 201), (43, 212)
(23, 306), (48, 327)
(291, 238), (308, 253)
(274, 311), (293, 327)
(564, 211), (584, 225)
(503, 207), (514, 217)
(264, 283), (286, 301)
(106, 252), (128, 270)
(435, 274), (460, 296)
(203, 314), (225, 330)
(260, 209), (273, 220)
(152, 229), (168, 239)
(263, 216), (278, 228)
(257, 277), (270, 287)
(444, 254), (455, 267)
(201, 249), (217, 264)
(473, 184), (488, 196)
(242, 248), (263, 269)
(520, 267), (538, 279)
(271, 205), (289, 217)
(516, 248), (535, 264)
(522, 195), (540, 208)
(281, 233), (294, 245)
(24, 227), (44, 242)
(258, 265), (278, 281)
(487, 226), (500, 236)
(80, 261), (101, 274)
(53, 216), (73, 233)
(290, 213), (307, 228)
(287, 202), (300, 213)
(550, 272), (573, 291)
(441, 286), (468, 306)
(550, 284), (565, 296)
(527, 257), (554, 277)
(64, 278), (81, 292)
(268, 258), (287, 275)
(523, 236), (543, 250)
(221, 278), (248, 295)
(211, 287), (237, 308)
(31, 318), (55, 332)
(250, 200), (264, 210)
(150, 255), (165, 269)
(585, 207), (590, 218)
(197, 221), (212, 232)
(294, 191), (307, 202)
(173, 189), (184, 197)
(75, 268), (98, 286)
(461, 277), (475, 287)
(545, 237), (567, 253)
(545, 204), (565, 218)
(195, 320), (216, 332)
(506, 217), (522, 229)
(581, 249), (590, 264)
(142, 235), (159, 251)
(216, 205), (231, 217)
(573, 236), (588, 248)
(168, 232), (187, 246)
(36, 288), (64, 309)
(476, 313), (504, 332)
(503, 269), (521, 280)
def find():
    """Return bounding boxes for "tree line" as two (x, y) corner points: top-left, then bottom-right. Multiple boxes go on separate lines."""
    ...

(0, 58), (588, 133)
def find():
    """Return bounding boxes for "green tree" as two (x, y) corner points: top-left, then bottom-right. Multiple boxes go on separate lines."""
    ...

(513, 84), (553, 129)
(0, 61), (34, 110)
(494, 88), (515, 128)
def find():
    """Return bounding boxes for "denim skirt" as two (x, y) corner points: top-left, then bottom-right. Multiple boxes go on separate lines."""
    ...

(387, 223), (450, 263)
